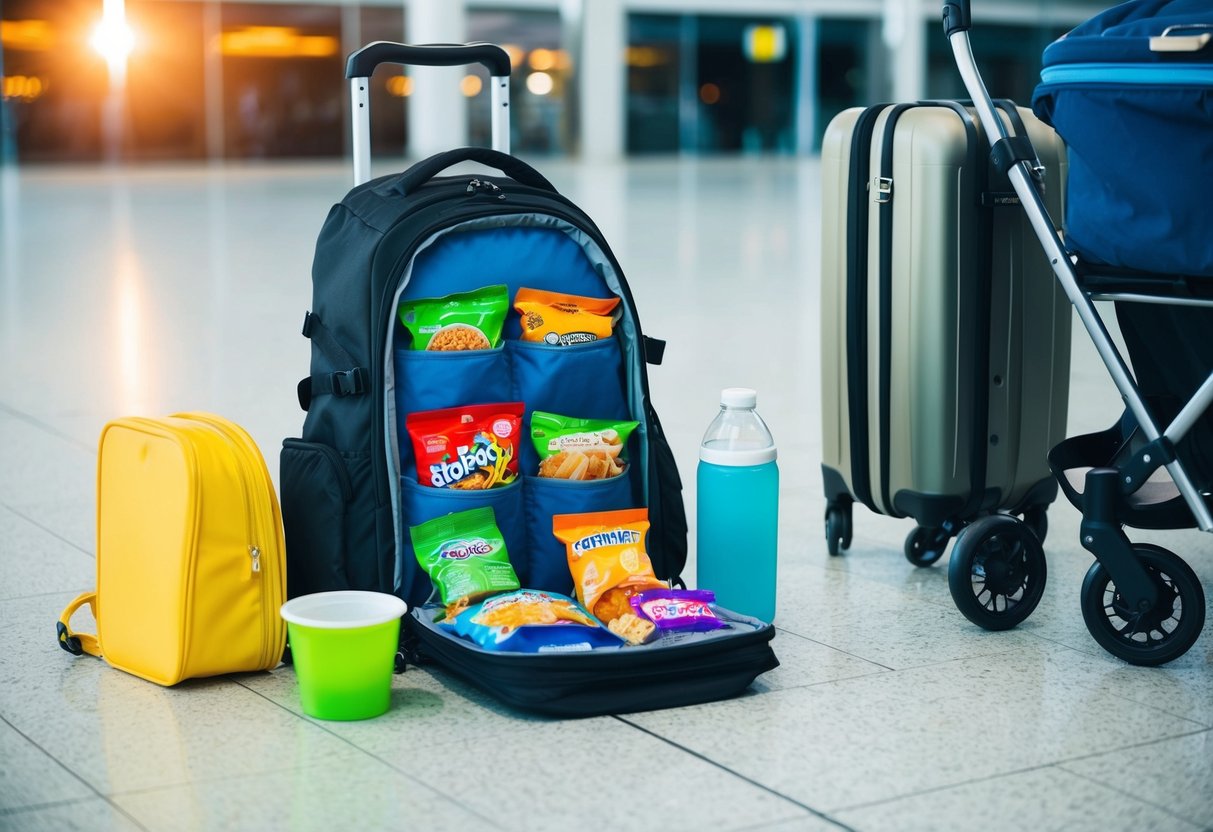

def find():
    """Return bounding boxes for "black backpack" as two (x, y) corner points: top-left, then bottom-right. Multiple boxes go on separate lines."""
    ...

(280, 147), (688, 609)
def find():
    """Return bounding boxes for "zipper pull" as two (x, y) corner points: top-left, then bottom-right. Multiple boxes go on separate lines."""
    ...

(486, 181), (505, 200)
(249, 546), (261, 574)
(466, 178), (482, 194)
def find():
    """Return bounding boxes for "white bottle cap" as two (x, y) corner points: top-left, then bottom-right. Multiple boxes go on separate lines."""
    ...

(720, 387), (757, 408)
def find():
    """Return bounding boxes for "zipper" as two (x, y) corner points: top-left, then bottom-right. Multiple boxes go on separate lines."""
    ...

(182, 413), (280, 667)
(1039, 63), (1213, 87)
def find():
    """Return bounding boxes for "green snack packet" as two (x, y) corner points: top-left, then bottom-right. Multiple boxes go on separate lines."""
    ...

(398, 285), (508, 351)
(410, 506), (520, 607)
(531, 411), (639, 481)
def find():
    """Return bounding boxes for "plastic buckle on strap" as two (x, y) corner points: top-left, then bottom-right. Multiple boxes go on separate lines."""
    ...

(872, 177), (893, 204)
(332, 368), (365, 396)
(57, 622), (83, 656)
(301, 311), (316, 338)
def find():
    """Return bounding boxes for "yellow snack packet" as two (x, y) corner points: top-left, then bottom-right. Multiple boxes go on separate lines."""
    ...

(553, 508), (665, 623)
(515, 287), (621, 346)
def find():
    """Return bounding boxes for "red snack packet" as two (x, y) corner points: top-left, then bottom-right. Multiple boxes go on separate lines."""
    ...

(406, 402), (524, 489)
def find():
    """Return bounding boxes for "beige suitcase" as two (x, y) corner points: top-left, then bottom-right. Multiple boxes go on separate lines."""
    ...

(820, 101), (1071, 568)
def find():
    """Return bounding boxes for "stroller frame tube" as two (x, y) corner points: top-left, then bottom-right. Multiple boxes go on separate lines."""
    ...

(947, 29), (1213, 533)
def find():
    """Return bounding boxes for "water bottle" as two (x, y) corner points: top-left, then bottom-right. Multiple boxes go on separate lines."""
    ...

(696, 387), (779, 622)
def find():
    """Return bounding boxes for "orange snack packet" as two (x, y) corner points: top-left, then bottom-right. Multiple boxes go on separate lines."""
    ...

(553, 508), (665, 623)
(515, 287), (621, 346)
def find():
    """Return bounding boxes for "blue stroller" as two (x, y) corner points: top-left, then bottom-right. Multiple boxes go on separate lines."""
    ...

(942, 0), (1212, 665)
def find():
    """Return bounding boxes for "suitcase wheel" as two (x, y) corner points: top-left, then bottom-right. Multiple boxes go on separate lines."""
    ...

(904, 525), (950, 567)
(947, 515), (1047, 631)
(825, 501), (853, 557)
(1079, 543), (1205, 667)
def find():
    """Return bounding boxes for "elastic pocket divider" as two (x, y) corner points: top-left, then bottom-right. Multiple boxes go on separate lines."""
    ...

(399, 478), (526, 605)
(523, 469), (637, 596)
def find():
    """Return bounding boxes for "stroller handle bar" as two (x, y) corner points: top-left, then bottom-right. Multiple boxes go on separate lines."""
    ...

(943, 2), (1213, 532)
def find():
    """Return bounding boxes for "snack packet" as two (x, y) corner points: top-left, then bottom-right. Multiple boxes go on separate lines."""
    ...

(410, 506), (520, 608)
(553, 508), (665, 624)
(531, 411), (638, 481)
(407, 403), (523, 489)
(514, 287), (621, 346)
(630, 589), (728, 633)
(398, 285), (508, 351)
(441, 590), (624, 652)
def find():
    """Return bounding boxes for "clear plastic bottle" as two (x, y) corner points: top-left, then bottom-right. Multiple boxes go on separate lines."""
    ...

(696, 387), (779, 622)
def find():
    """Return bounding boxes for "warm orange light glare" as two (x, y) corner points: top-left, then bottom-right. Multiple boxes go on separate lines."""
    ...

(91, 19), (135, 66)
(500, 44), (525, 72)
(526, 71), (553, 96)
(0, 20), (54, 52)
(699, 83), (721, 105)
(385, 75), (413, 97)
(626, 47), (667, 68)
(527, 49), (569, 72)
(460, 75), (482, 97)
(219, 27), (338, 58)
(2, 75), (46, 102)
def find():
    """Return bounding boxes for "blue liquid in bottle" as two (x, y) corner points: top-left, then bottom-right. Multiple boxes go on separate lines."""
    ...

(696, 388), (779, 622)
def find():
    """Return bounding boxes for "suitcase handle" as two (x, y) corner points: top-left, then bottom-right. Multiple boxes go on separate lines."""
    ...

(345, 41), (511, 80)
(396, 146), (556, 196)
(348, 41), (513, 186)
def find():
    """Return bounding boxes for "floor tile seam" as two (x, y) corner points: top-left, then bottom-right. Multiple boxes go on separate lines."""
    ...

(229, 677), (501, 826)
(772, 628), (897, 672)
(0, 713), (151, 831)
(827, 737), (1207, 818)
(612, 715), (859, 832)
(0, 796), (148, 830)
(1056, 757), (1212, 829)
(0, 402), (97, 454)
(0, 502), (95, 558)
(1014, 634), (1213, 729)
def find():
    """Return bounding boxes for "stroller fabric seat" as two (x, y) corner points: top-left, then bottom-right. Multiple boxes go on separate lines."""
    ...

(1032, 0), (1213, 277)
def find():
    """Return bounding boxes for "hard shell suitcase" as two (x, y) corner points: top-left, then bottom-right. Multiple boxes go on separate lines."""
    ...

(819, 101), (1072, 570)
(281, 42), (778, 716)
(57, 413), (287, 686)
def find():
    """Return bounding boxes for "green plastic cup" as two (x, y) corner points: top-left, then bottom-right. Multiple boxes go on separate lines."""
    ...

(280, 591), (407, 721)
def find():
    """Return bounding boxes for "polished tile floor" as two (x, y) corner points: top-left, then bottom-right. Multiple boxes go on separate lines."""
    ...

(1, 157), (1210, 832)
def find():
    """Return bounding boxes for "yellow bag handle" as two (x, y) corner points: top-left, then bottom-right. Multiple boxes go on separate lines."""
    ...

(57, 592), (101, 657)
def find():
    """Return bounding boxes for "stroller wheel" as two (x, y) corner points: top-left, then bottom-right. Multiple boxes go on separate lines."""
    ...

(1021, 505), (1048, 544)
(904, 525), (949, 567)
(825, 501), (853, 557)
(948, 515), (1047, 631)
(1080, 544), (1206, 667)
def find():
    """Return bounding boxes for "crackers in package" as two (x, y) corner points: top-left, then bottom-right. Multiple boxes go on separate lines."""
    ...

(398, 285), (508, 351)
(531, 411), (638, 481)
(515, 287), (621, 346)
(553, 508), (665, 624)
(406, 403), (523, 489)
(441, 590), (624, 652)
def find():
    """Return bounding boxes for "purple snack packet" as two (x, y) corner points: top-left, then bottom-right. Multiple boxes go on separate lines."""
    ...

(630, 589), (728, 632)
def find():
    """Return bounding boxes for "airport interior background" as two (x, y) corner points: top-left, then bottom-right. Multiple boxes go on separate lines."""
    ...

(3, 1), (1212, 831)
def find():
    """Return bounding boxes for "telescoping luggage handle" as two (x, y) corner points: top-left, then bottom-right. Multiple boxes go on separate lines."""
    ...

(942, 0), (1213, 534)
(346, 42), (512, 187)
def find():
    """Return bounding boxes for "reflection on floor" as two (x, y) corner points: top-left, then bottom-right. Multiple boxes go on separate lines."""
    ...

(1, 159), (1210, 832)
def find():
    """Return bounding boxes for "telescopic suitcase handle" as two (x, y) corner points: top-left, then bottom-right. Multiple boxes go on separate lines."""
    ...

(346, 41), (513, 186)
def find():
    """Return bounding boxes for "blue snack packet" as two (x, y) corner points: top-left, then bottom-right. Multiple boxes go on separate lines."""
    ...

(442, 590), (624, 653)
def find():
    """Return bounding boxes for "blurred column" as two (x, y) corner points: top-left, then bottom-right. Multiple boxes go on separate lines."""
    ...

(203, 1), (225, 160)
(883, 0), (926, 102)
(563, 0), (625, 161)
(793, 16), (818, 155)
(405, 0), (468, 157)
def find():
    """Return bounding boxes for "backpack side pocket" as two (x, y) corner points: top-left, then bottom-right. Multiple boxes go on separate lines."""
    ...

(281, 439), (354, 599)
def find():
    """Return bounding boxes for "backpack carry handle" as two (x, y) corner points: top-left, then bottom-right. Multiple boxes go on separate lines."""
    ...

(57, 592), (100, 657)
(396, 146), (557, 196)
